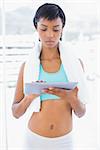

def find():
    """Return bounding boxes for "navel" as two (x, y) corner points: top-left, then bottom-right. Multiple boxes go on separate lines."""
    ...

(49, 124), (54, 130)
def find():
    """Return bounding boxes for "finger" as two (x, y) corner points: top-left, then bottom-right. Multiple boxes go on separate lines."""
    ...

(41, 89), (50, 93)
(50, 87), (64, 93)
(75, 86), (78, 90)
(48, 87), (54, 90)
(47, 89), (60, 96)
(48, 88), (62, 95)
(73, 87), (78, 92)
(42, 88), (55, 94)
(42, 88), (66, 96)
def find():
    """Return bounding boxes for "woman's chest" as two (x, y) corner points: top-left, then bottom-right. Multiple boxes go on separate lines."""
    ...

(40, 60), (61, 73)
(39, 61), (68, 83)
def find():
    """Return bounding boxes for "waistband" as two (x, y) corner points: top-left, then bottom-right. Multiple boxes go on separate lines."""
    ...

(27, 127), (73, 142)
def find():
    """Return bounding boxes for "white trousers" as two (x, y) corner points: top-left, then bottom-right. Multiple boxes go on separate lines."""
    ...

(23, 128), (74, 150)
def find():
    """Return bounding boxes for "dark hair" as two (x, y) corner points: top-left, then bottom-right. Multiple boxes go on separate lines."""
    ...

(33, 3), (66, 29)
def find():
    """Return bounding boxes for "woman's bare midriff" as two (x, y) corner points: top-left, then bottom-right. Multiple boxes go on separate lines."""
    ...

(28, 98), (72, 138)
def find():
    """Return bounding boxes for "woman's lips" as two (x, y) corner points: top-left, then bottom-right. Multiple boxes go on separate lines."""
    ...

(45, 41), (54, 44)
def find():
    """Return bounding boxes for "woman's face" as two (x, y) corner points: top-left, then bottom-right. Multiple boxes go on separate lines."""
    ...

(37, 17), (63, 48)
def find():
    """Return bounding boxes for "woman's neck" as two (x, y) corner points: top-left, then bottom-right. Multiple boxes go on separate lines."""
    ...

(40, 46), (60, 60)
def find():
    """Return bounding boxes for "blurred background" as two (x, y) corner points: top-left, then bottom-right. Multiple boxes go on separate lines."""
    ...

(0, 0), (100, 149)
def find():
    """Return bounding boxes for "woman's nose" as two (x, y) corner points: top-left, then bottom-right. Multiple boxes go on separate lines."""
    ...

(46, 30), (54, 38)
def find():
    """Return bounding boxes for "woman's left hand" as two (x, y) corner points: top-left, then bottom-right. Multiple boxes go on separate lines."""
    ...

(42, 87), (87, 118)
(42, 87), (78, 102)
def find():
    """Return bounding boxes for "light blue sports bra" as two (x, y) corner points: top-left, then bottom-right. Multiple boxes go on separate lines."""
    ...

(38, 63), (69, 101)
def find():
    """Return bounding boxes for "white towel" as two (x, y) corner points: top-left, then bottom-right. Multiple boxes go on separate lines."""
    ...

(23, 42), (88, 112)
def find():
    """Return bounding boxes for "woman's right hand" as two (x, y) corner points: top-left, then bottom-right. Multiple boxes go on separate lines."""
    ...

(26, 80), (46, 101)
(12, 62), (46, 118)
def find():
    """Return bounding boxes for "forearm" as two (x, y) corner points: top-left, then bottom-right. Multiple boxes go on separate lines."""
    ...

(12, 95), (34, 119)
(70, 97), (86, 118)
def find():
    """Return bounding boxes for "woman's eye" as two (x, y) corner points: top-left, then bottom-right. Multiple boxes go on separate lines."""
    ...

(40, 29), (60, 32)
(41, 29), (47, 31)
(53, 29), (60, 32)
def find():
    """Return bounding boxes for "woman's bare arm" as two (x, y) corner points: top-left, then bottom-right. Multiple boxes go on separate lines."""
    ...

(12, 63), (39, 119)
(68, 87), (86, 118)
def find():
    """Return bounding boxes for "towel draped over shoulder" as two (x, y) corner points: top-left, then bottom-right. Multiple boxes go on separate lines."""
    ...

(23, 42), (88, 112)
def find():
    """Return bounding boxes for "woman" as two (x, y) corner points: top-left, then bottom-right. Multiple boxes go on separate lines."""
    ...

(12, 3), (87, 150)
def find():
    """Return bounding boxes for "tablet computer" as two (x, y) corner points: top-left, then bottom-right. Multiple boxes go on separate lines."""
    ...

(25, 81), (78, 95)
